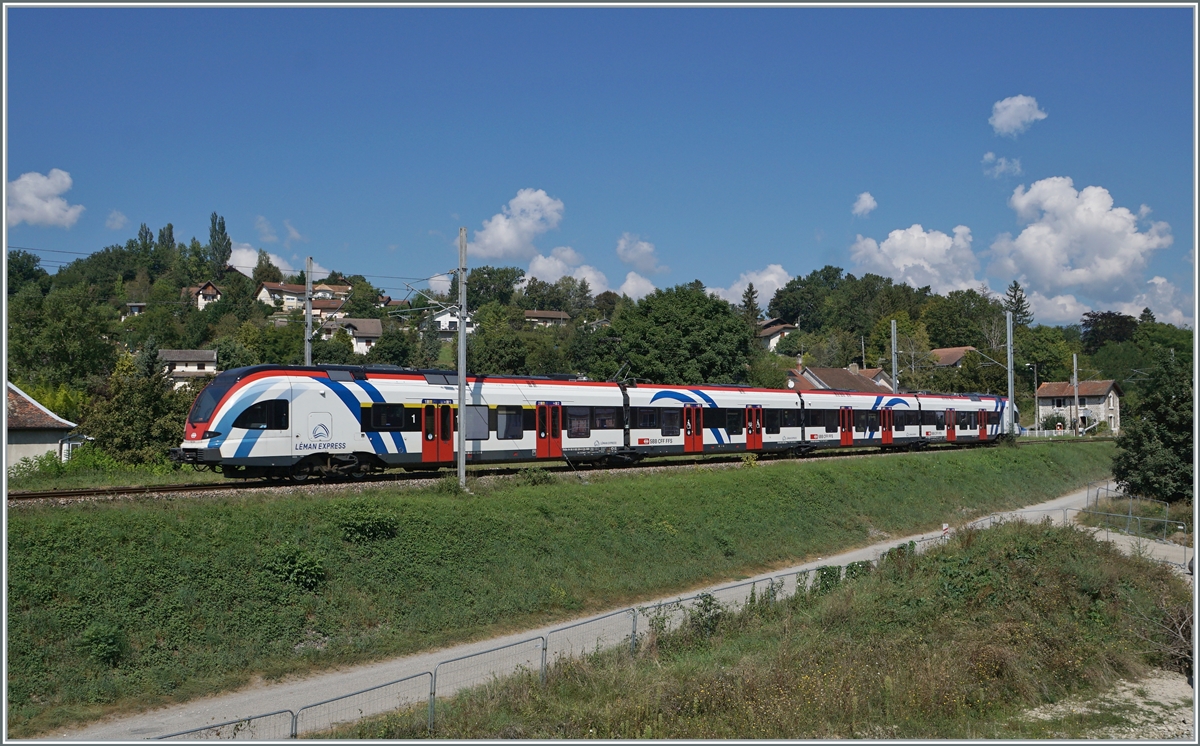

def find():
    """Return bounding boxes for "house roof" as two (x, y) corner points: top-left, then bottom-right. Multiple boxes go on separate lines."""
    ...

(930, 346), (977, 366)
(1037, 380), (1123, 398)
(799, 366), (893, 393)
(313, 283), (352, 294)
(757, 323), (796, 338)
(180, 281), (222, 298)
(158, 349), (218, 363)
(321, 318), (383, 338)
(785, 370), (823, 390)
(7, 382), (76, 430)
(311, 299), (345, 311)
(258, 282), (309, 294)
(524, 310), (571, 321)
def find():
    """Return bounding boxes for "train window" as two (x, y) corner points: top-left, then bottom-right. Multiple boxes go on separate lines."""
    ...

(593, 407), (621, 429)
(852, 411), (880, 433)
(661, 408), (681, 436)
(440, 406), (453, 441)
(936, 411), (946, 431)
(726, 410), (743, 435)
(326, 370), (354, 382)
(424, 406), (436, 440)
(363, 404), (419, 432)
(566, 407), (591, 438)
(233, 399), (289, 430)
(988, 411), (1001, 425)
(464, 405), (489, 440)
(496, 406), (524, 440)
(782, 409), (799, 428)
(764, 409), (781, 434)
(853, 410), (865, 433)
(703, 408), (723, 429)
(635, 407), (658, 429)
(523, 408), (536, 432)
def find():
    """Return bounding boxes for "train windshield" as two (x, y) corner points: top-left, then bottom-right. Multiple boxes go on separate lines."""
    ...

(187, 372), (238, 424)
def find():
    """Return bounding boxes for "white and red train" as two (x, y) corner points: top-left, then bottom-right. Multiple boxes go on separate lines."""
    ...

(170, 364), (1014, 480)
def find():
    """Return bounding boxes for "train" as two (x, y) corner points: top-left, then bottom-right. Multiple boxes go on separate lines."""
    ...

(169, 364), (1015, 480)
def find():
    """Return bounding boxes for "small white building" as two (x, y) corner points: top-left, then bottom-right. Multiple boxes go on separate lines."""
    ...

(757, 318), (797, 351)
(320, 318), (383, 355)
(1035, 380), (1122, 434)
(159, 349), (219, 389)
(256, 281), (308, 309)
(431, 308), (475, 341)
(6, 382), (78, 464)
(181, 281), (223, 310)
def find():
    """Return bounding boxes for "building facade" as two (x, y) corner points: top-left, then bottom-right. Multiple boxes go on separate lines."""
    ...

(1035, 380), (1122, 434)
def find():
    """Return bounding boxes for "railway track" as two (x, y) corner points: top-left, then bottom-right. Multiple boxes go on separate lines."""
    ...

(7, 438), (1109, 504)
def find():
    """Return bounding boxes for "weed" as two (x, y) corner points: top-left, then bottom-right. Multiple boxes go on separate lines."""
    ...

(517, 466), (557, 486)
(78, 621), (126, 667)
(740, 452), (759, 468)
(332, 501), (397, 543)
(264, 544), (325, 591)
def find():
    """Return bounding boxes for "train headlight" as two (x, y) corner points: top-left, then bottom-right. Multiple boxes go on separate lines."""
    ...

(201, 430), (222, 439)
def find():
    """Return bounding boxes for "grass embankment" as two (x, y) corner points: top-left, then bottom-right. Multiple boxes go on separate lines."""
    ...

(1077, 496), (1193, 547)
(329, 521), (1193, 739)
(6, 441), (1114, 736)
(6, 443), (226, 492)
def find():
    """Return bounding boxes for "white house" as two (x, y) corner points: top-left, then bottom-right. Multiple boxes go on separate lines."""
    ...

(256, 282), (308, 309)
(181, 281), (223, 310)
(159, 349), (219, 389)
(524, 310), (571, 327)
(757, 318), (797, 351)
(1035, 380), (1122, 434)
(6, 382), (78, 464)
(431, 308), (475, 341)
(320, 318), (383, 355)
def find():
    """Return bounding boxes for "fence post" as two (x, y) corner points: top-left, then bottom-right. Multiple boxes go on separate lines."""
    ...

(427, 672), (436, 733)
(539, 636), (547, 685)
(629, 609), (638, 656)
(291, 712), (298, 739)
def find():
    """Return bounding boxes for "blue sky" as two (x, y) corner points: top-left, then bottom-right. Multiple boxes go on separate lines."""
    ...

(5, 5), (1196, 326)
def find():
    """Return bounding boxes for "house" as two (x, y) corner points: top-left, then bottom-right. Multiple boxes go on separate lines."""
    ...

(1035, 380), (1122, 434)
(122, 301), (147, 321)
(431, 308), (475, 341)
(310, 298), (347, 320)
(320, 318), (383, 355)
(786, 363), (893, 393)
(6, 382), (79, 464)
(524, 310), (571, 327)
(256, 282), (307, 310)
(312, 283), (351, 301)
(757, 317), (797, 351)
(180, 281), (223, 310)
(929, 346), (977, 367)
(858, 367), (895, 390)
(159, 349), (219, 389)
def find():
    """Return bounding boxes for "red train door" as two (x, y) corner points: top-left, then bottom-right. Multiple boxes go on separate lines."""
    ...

(536, 403), (562, 459)
(422, 404), (455, 463)
(946, 409), (956, 442)
(839, 407), (853, 446)
(978, 409), (988, 440)
(881, 408), (893, 445)
(684, 405), (704, 453)
(744, 407), (763, 450)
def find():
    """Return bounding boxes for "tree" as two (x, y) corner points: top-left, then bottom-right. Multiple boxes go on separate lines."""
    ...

(768, 265), (845, 332)
(213, 336), (260, 370)
(252, 249), (283, 285)
(6, 250), (49, 296)
(1002, 280), (1034, 327)
(447, 265), (526, 309)
(365, 323), (414, 366)
(594, 290), (620, 321)
(1080, 310), (1138, 355)
(1112, 348), (1193, 503)
(311, 329), (358, 365)
(1138, 307), (1156, 324)
(206, 212), (233, 278)
(339, 275), (384, 319)
(415, 313), (444, 368)
(921, 289), (1003, 349)
(740, 283), (762, 324)
(466, 302), (528, 375)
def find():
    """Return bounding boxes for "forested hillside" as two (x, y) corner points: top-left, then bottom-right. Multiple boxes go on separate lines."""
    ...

(6, 214), (1191, 466)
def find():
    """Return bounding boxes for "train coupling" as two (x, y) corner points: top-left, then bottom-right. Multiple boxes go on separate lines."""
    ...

(170, 447), (222, 464)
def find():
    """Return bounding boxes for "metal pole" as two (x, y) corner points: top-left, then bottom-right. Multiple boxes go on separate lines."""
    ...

(1032, 363), (1038, 435)
(1006, 311), (1014, 435)
(1072, 353), (1080, 436)
(457, 228), (468, 490)
(304, 256), (313, 366)
(890, 319), (898, 394)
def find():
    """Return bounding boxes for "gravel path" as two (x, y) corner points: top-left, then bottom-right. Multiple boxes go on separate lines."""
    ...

(39, 479), (1196, 741)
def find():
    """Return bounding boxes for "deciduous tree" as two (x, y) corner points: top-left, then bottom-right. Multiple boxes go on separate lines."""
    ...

(1112, 348), (1193, 503)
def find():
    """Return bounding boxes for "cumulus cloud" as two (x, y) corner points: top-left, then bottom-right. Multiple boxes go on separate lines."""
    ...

(850, 224), (979, 295)
(255, 216), (278, 243)
(982, 152), (1022, 177)
(467, 188), (565, 260)
(428, 273), (453, 295)
(229, 245), (324, 279)
(851, 192), (877, 217)
(6, 168), (85, 228)
(708, 264), (793, 305)
(988, 176), (1173, 304)
(527, 246), (610, 293)
(618, 271), (656, 300)
(1113, 276), (1193, 327)
(1027, 290), (1093, 325)
(989, 94), (1047, 137)
(615, 233), (668, 273)
(106, 210), (128, 230)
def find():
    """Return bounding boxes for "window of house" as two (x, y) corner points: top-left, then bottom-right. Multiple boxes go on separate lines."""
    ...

(1054, 398), (1066, 408)
(197, 363), (206, 370)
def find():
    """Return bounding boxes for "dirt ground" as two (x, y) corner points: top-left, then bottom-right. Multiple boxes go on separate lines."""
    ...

(1020, 668), (1194, 740)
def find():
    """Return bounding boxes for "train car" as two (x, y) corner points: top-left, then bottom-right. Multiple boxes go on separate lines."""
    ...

(170, 364), (1013, 480)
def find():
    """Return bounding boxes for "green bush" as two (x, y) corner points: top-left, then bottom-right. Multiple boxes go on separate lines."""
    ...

(79, 621), (126, 667)
(843, 560), (872, 581)
(264, 544), (325, 591)
(517, 466), (556, 486)
(332, 501), (397, 543)
(811, 565), (842, 596)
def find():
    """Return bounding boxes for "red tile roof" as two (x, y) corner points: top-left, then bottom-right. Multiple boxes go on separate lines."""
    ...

(6, 382), (76, 430)
(798, 367), (893, 393)
(1037, 380), (1122, 398)
(930, 346), (976, 366)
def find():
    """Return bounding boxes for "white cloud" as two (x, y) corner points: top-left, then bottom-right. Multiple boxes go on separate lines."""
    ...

(527, 246), (610, 293)
(982, 152), (1022, 177)
(850, 224), (979, 295)
(619, 271), (655, 300)
(229, 245), (326, 279)
(989, 94), (1047, 137)
(615, 232), (667, 273)
(708, 264), (793, 305)
(851, 192), (877, 217)
(467, 188), (565, 260)
(6, 168), (85, 228)
(428, 273), (452, 295)
(255, 215), (278, 243)
(988, 176), (1173, 304)
(1027, 290), (1092, 325)
(1113, 276), (1193, 328)
(283, 219), (306, 247)
(106, 210), (128, 230)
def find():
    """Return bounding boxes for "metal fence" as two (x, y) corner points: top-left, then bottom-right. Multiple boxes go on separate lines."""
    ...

(156, 506), (1193, 740)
